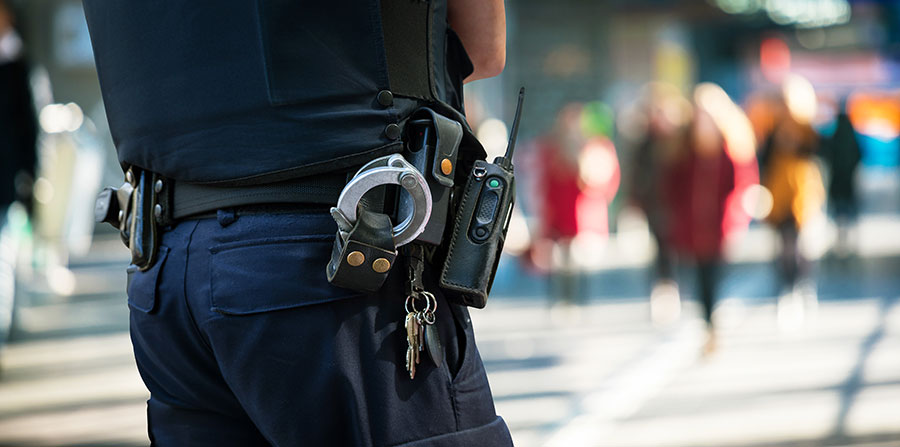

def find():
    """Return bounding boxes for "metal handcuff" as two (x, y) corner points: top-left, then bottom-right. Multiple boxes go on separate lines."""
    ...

(330, 154), (432, 246)
(325, 154), (433, 292)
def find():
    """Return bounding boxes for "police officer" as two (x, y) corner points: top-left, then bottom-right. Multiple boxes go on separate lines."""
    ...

(83, 0), (511, 445)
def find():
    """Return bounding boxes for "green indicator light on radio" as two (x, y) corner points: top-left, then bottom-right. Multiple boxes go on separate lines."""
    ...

(489, 179), (500, 188)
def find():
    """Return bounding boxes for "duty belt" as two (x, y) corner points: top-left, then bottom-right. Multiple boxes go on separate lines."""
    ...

(94, 96), (525, 318)
(96, 107), (468, 290)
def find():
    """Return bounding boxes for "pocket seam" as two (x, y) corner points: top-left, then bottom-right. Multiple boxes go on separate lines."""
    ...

(208, 236), (362, 316)
(209, 234), (334, 255)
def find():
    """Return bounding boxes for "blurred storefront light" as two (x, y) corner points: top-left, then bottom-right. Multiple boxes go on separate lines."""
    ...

(767, 0), (851, 28)
(848, 92), (900, 141)
(846, 91), (900, 167)
(742, 183), (774, 220)
(715, 0), (763, 15)
(760, 37), (791, 83)
(716, 0), (851, 29)
(503, 208), (531, 257)
(782, 74), (818, 125)
(476, 118), (509, 161)
(38, 103), (84, 134)
(32, 177), (54, 205)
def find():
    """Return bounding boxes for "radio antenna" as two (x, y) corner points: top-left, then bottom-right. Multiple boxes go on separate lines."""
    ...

(496, 87), (525, 170)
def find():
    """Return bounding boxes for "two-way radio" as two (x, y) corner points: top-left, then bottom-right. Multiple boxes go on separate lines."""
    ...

(439, 88), (525, 308)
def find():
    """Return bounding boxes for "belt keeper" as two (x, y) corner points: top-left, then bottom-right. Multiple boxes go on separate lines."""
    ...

(153, 175), (175, 228)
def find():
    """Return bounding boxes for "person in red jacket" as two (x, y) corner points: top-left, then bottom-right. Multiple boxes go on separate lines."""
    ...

(663, 84), (757, 354)
(525, 103), (620, 306)
(534, 104), (586, 305)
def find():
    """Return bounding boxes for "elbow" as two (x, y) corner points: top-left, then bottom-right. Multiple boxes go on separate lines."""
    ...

(481, 47), (507, 79)
(467, 45), (506, 82)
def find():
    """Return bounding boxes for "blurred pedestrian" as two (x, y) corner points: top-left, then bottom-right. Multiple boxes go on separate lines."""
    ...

(0, 0), (37, 346)
(531, 102), (620, 307)
(760, 76), (825, 322)
(628, 83), (692, 324)
(0, 0), (37, 215)
(662, 84), (756, 353)
(820, 100), (862, 258)
(535, 103), (587, 305)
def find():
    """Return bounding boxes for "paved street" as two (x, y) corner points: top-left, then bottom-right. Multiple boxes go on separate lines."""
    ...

(1, 217), (899, 446)
(479, 288), (900, 447)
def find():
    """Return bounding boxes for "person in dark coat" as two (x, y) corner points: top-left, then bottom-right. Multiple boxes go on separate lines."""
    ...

(0, 0), (38, 214)
(820, 102), (862, 257)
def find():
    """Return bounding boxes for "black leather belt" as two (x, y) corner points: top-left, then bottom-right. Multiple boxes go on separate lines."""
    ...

(155, 172), (348, 226)
(95, 167), (380, 270)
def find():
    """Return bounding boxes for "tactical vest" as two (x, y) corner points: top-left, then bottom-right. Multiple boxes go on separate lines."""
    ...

(83, 0), (477, 184)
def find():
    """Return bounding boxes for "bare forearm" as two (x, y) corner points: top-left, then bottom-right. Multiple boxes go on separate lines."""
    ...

(448, 0), (506, 82)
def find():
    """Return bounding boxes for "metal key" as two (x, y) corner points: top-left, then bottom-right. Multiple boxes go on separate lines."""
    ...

(405, 311), (420, 379)
(416, 311), (425, 359)
(403, 244), (428, 379)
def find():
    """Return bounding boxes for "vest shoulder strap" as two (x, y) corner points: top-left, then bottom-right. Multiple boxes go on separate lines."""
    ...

(381, 0), (434, 100)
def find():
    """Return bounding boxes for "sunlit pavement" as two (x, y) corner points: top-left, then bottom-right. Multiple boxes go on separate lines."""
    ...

(0, 235), (145, 447)
(476, 293), (900, 447)
(1, 225), (900, 446)
(0, 332), (147, 447)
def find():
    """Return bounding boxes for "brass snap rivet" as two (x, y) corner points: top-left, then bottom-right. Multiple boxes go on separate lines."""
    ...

(441, 158), (453, 176)
(347, 251), (365, 267)
(372, 258), (391, 273)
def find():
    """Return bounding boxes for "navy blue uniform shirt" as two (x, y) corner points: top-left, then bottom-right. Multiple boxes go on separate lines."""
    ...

(83, 0), (473, 184)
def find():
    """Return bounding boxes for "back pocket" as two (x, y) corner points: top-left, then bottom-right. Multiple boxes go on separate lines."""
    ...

(127, 246), (170, 313)
(209, 236), (361, 315)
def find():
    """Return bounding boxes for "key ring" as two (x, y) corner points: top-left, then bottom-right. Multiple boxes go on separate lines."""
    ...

(405, 295), (425, 314)
(421, 291), (437, 314)
(405, 290), (437, 317)
(421, 291), (437, 324)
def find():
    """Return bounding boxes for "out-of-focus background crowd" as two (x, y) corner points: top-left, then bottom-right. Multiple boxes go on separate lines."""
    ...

(1, 0), (900, 446)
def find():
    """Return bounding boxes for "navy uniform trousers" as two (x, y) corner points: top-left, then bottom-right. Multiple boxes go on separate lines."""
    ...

(126, 207), (513, 446)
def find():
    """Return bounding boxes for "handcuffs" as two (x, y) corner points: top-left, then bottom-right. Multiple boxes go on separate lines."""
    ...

(325, 154), (433, 292)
